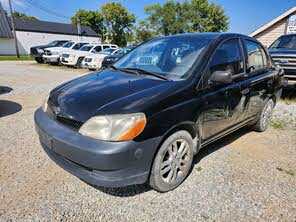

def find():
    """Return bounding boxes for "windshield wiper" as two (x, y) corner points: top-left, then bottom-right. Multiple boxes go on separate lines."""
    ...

(119, 67), (140, 75)
(109, 65), (118, 70)
(122, 68), (171, 81)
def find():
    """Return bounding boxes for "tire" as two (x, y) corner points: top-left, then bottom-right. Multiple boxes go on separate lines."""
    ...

(76, 58), (84, 69)
(34, 57), (44, 63)
(149, 130), (194, 192)
(253, 99), (274, 132)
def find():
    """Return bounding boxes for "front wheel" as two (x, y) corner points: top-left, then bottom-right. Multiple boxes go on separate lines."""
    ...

(253, 99), (274, 132)
(76, 58), (84, 69)
(149, 130), (194, 192)
(34, 57), (44, 63)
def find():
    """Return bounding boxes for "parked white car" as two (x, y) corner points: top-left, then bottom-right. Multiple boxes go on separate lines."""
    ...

(61, 44), (100, 68)
(43, 41), (89, 64)
(60, 44), (117, 68)
(82, 48), (122, 70)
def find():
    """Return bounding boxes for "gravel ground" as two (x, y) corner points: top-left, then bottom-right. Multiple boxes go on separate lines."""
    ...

(0, 61), (296, 222)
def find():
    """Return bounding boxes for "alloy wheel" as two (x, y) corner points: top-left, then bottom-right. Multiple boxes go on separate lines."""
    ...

(262, 102), (273, 127)
(160, 139), (191, 184)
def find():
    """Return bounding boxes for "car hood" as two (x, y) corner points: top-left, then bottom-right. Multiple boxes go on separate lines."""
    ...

(49, 69), (178, 122)
(269, 49), (296, 55)
(87, 53), (108, 59)
(69, 50), (91, 56)
(105, 53), (124, 59)
(31, 45), (49, 49)
(45, 47), (72, 53)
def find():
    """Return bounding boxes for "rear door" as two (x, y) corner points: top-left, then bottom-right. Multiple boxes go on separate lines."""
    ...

(241, 39), (276, 121)
(201, 38), (246, 140)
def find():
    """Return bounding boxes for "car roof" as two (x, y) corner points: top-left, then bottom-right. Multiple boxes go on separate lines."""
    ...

(155, 33), (259, 45)
(279, 33), (296, 37)
(157, 32), (253, 40)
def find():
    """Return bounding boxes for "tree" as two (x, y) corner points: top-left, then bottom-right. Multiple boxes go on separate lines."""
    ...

(71, 10), (104, 36)
(135, 20), (157, 43)
(141, 0), (229, 36)
(4, 9), (38, 20)
(100, 2), (136, 47)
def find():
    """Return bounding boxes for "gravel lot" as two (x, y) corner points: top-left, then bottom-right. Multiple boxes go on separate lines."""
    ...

(0, 61), (295, 222)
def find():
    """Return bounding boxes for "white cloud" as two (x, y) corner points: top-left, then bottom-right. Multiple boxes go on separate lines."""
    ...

(1, 0), (25, 7)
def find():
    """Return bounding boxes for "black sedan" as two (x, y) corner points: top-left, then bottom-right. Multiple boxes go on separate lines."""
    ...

(102, 46), (136, 69)
(35, 33), (283, 192)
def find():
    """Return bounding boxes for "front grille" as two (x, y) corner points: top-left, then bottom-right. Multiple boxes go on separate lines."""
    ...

(62, 53), (70, 58)
(44, 50), (52, 56)
(84, 58), (92, 63)
(271, 55), (296, 68)
(30, 48), (38, 55)
(56, 116), (83, 131)
(271, 54), (296, 83)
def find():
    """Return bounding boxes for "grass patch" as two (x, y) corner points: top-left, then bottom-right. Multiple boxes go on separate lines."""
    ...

(276, 167), (295, 176)
(0, 55), (33, 61)
(196, 166), (203, 172)
(271, 119), (285, 129)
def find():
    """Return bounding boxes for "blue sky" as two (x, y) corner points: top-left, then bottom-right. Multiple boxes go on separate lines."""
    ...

(1, 0), (295, 34)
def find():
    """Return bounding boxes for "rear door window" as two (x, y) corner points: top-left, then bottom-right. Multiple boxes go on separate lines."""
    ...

(92, 46), (102, 53)
(244, 40), (267, 72)
(103, 45), (110, 49)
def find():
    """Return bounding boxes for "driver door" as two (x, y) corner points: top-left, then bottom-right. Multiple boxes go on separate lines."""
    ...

(200, 38), (246, 141)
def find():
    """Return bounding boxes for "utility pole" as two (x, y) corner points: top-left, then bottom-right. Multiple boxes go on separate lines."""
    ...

(77, 18), (81, 41)
(8, 0), (20, 58)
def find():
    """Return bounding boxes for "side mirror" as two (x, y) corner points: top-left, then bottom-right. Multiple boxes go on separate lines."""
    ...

(209, 71), (232, 85)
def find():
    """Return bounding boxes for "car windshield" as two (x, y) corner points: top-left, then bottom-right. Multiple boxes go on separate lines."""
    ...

(114, 36), (213, 79)
(99, 48), (117, 55)
(62, 42), (75, 48)
(269, 35), (296, 50)
(48, 41), (61, 47)
(120, 46), (135, 54)
(80, 45), (93, 51)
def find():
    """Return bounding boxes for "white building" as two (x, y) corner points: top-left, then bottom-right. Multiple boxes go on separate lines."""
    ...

(0, 3), (100, 55)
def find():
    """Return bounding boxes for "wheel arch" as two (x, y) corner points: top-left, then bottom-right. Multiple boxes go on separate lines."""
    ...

(157, 121), (200, 156)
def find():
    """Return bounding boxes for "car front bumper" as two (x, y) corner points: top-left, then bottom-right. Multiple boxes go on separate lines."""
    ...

(34, 108), (162, 187)
(43, 55), (60, 63)
(82, 61), (102, 69)
(61, 57), (77, 66)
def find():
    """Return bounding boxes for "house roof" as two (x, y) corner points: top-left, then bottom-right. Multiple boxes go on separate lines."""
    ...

(250, 6), (296, 37)
(0, 2), (13, 38)
(8, 18), (98, 37)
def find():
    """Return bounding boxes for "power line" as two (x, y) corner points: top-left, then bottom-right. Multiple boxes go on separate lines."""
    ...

(22, 0), (71, 19)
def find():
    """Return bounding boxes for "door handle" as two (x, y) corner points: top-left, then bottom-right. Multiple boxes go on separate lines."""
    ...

(241, 88), (250, 95)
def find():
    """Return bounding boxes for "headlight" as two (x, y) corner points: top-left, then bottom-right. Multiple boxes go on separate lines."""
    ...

(79, 113), (146, 141)
(37, 49), (44, 53)
(42, 94), (50, 112)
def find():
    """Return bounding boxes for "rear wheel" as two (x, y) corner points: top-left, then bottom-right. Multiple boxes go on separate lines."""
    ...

(149, 130), (194, 192)
(253, 99), (274, 132)
(34, 57), (44, 63)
